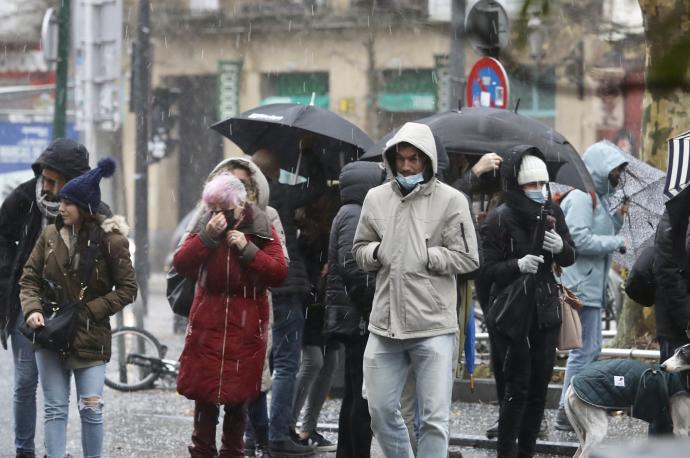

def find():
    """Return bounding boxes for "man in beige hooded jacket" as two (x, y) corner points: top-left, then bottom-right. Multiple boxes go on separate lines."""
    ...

(353, 122), (479, 458)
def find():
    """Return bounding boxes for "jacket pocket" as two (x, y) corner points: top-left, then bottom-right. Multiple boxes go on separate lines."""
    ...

(369, 271), (390, 331)
(402, 272), (453, 333)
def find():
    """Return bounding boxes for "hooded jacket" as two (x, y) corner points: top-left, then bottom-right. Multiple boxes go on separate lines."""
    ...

(0, 142), (95, 343)
(478, 146), (576, 330)
(324, 161), (384, 338)
(560, 140), (627, 308)
(174, 203), (288, 405)
(353, 122), (480, 339)
(181, 156), (288, 392)
(19, 215), (137, 361)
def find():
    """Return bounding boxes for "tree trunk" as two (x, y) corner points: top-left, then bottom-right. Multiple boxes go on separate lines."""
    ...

(614, 1), (690, 346)
(638, 0), (690, 169)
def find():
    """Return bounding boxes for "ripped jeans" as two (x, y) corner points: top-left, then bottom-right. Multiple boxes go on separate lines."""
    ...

(35, 350), (106, 458)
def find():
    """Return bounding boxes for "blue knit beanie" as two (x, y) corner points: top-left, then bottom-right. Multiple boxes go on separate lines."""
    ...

(58, 157), (116, 213)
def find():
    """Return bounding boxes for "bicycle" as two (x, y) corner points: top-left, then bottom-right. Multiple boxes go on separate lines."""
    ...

(105, 326), (179, 391)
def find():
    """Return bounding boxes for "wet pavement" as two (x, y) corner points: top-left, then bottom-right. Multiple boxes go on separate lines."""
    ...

(0, 274), (649, 457)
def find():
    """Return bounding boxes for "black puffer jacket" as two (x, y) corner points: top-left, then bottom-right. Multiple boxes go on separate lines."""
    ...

(0, 139), (94, 343)
(323, 162), (384, 338)
(478, 146), (576, 330)
(268, 153), (326, 297)
(653, 210), (690, 340)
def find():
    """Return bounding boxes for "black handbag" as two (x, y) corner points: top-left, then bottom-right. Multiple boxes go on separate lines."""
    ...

(21, 226), (102, 355)
(166, 266), (195, 317)
(20, 279), (81, 355)
(486, 274), (535, 340)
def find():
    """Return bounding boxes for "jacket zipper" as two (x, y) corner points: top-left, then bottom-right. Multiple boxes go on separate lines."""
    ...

(460, 223), (469, 252)
(217, 249), (231, 404)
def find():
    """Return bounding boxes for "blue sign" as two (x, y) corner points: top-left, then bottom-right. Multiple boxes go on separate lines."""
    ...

(0, 122), (78, 174)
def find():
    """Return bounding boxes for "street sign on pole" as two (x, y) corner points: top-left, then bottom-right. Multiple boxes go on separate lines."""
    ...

(72, 0), (123, 135)
(465, 56), (509, 109)
(40, 8), (58, 65)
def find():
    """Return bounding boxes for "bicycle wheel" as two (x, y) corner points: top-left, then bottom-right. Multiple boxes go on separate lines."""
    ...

(105, 327), (164, 391)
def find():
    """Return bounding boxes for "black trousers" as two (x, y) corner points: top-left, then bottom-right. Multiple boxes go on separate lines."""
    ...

(490, 320), (558, 458)
(336, 331), (373, 458)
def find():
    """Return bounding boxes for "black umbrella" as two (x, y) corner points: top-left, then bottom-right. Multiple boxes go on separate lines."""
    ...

(361, 107), (595, 193)
(210, 103), (374, 179)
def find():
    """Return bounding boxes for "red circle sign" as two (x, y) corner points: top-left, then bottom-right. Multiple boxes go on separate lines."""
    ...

(465, 57), (510, 109)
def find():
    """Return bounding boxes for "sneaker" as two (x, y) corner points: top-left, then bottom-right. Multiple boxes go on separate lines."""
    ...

(268, 438), (314, 457)
(554, 407), (574, 432)
(300, 430), (337, 452)
(16, 453), (36, 458)
(485, 419), (499, 439)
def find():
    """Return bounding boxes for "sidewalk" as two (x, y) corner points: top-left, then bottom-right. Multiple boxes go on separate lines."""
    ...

(0, 273), (647, 457)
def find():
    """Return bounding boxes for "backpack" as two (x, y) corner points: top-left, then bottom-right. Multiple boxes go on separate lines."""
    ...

(166, 266), (195, 317)
(624, 246), (655, 307)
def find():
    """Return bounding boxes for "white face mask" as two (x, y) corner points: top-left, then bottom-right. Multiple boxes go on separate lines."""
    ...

(524, 185), (547, 204)
(395, 172), (424, 190)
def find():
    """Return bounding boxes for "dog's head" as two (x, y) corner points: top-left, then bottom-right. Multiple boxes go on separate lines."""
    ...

(660, 343), (690, 373)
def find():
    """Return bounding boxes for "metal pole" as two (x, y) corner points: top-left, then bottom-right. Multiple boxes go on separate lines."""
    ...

(448, 0), (466, 109)
(53, 0), (71, 139)
(83, 0), (97, 160)
(134, 0), (150, 317)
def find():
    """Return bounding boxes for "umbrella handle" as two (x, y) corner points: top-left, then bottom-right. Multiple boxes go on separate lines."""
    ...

(293, 151), (303, 185)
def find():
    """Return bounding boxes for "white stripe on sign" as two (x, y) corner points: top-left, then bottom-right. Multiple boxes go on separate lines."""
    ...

(676, 140), (690, 192)
(666, 130), (690, 197)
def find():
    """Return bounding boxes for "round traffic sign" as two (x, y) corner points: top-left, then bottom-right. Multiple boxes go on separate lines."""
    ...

(466, 57), (510, 109)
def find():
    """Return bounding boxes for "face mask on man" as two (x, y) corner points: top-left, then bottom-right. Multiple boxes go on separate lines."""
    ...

(396, 172), (424, 191)
(525, 189), (546, 204)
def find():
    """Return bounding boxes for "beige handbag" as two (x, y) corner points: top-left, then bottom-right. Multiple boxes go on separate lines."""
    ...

(554, 265), (583, 351)
(557, 295), (583, 350)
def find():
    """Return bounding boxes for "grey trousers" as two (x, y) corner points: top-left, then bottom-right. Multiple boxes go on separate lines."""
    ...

(292, 342), (344, 433)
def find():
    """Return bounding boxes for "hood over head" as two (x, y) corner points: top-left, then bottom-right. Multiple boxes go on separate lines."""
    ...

(32, 138), (91, 180)
(382, 122), (438, 179)
(339, 161), (386, 205)
(583, 140), (628, 196)
(207, 156), (270, 210)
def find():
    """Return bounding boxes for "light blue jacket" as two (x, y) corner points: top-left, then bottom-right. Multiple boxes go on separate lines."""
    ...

(561, 141), (627, 308)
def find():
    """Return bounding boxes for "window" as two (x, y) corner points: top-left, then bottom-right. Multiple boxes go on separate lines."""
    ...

(509, 65), (556, 124)
(378, 69), (437, 113)
(261, 72), (329, 108)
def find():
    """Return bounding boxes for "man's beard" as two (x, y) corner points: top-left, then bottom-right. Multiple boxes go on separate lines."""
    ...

(42, 191), (59, 202)
(35, 180), (60, 219)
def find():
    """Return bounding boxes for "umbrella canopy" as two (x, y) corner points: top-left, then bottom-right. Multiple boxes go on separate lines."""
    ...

(210, 103), (374, 179)
(361, 108), (595, 193)
(609, 152), (667, 268)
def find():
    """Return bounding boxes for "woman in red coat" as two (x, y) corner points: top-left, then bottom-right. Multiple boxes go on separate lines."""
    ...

(173, 174), (288, 457)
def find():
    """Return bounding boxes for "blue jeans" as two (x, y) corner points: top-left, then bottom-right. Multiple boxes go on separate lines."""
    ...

(269, 293), (305, 442)
(11, 317), (39, 455)
(35, 350), (106, 458)
(559, 305), (602, 408)
(363, 333), (455, 458)
(245, 391), (269, 442)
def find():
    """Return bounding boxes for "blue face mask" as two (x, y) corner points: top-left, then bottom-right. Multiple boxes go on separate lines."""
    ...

(396, 172), (424, 191)
(525, 189), (546, 204)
